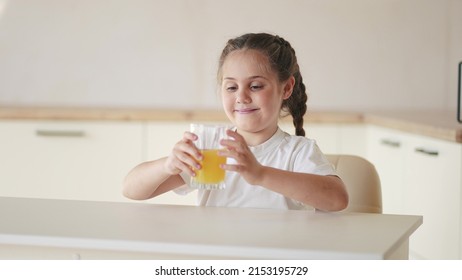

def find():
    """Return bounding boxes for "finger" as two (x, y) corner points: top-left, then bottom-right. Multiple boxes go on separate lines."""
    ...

(225, 129), (243, 141)
(174, 139), (202, 161)
(176, 161), (197, 177)
(179, 145), (203, 162)
(225, 130), (248, 147)
(220, 163), (242, 172)
(218, 149), (238, 160)
(221, 141), (250, 157)
(172, 147), (202, 169)
(183, 131), (198, 141)
(219, 139), (238, 150)
(220, 137), (247, 151)
(169, 150), (201, 174)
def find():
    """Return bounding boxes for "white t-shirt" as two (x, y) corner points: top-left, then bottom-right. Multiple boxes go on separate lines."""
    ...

(176, 128), (336, 210)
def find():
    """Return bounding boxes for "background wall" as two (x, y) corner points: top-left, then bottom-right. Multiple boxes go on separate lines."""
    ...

(0, 0), (461, 111)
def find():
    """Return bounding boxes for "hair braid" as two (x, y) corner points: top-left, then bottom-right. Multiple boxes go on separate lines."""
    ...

(278, 39), (308, 137)
(284, 71), (307, 136)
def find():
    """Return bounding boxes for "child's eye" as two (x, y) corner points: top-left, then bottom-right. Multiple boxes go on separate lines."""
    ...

(250, 84), (263, 91)
(225, 86), (237, 92)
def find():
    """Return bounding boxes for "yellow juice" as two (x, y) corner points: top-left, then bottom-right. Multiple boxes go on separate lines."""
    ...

(193, 149), (226, 184)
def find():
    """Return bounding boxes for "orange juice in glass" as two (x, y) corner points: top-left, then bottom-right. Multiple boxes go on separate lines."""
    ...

(190, 124), (229, 190)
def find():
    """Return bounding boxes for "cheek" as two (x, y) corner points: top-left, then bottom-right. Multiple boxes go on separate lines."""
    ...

(264, 95), (284, 113)
(221, 93), (234, 110)
(260, 93), (280, 107)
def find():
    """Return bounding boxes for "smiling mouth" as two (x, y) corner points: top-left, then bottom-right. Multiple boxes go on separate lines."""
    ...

(234, 108), (260, 114)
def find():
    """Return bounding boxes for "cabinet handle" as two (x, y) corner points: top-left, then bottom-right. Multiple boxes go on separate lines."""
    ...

(380, 139), (401, 148)
(415, 147), (439, 157)
(36, 129), (86, 137)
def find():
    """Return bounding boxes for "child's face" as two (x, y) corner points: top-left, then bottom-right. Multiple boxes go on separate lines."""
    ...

(220, 49), (292, 141)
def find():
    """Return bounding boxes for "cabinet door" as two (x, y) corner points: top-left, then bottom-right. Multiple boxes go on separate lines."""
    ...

(366, 125), (407, 214)
(402, 134), (462, 259)
(280, 122), (367, 156)
(280, 122), (339, 153)
(305, 124), (339, 154)
(0, 120), (144, 202)
(146, 122), (189, 160)
(146, 122), (196, 205)
(339, 124), (367, 158)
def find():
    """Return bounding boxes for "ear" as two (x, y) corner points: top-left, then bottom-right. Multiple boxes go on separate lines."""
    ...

(282, 76), (295, 100)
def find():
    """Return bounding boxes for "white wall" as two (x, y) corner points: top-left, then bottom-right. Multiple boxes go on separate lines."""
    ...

(448, 0), (462, 110)
(0, 0), (460, 111)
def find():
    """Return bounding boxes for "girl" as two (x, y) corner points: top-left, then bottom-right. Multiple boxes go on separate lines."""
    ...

(123, 33), (348, 211)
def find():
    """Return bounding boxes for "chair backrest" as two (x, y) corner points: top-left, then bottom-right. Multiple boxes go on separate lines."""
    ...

(326, 154), (382, 213)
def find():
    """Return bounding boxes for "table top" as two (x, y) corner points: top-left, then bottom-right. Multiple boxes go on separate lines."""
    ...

(0, 197), (422, 259)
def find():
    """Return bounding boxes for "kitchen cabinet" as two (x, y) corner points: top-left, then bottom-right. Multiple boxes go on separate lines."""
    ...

(366, 125), (462, 259)
(145, 122), (196, 205)
(338, 124), (368, 158)
(146, 122), (189, 160)
(280, 122), (367, 157)
(401, 131), (462, 259)
(0, 244), (166, 260)
(0, 120), (145, 202)
(366, 126), (406, 214)
(280, 122), (338, 153)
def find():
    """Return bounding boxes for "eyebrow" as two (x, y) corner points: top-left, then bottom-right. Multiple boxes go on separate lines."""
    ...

(223, 75), (269, 81)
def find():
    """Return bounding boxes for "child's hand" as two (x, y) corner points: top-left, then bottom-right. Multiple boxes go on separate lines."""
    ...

(163, 131), (202, 177)
(219, 130), (264, 185)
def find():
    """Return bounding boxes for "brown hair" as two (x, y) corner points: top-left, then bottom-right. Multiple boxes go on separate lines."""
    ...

(218, 33), (308, 136)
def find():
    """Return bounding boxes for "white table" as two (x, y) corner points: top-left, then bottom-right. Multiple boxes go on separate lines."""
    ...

(0, 197), (422, 259)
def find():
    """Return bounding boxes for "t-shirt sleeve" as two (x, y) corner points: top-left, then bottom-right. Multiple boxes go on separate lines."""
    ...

(289, 139), (338, 209)
(293, 139), (337, 176)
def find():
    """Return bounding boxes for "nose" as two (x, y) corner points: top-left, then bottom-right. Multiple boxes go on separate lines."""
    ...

(236, 89), (251, 104)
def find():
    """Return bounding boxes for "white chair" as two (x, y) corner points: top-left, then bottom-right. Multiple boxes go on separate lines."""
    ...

(326, 154), (382, 213)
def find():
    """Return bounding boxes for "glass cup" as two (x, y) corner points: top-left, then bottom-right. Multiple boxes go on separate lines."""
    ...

(190, 123), (229, 190)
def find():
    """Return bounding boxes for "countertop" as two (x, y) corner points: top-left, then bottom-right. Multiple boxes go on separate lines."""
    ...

(0, 197), (422, 260)
(0, 106), (461, 143)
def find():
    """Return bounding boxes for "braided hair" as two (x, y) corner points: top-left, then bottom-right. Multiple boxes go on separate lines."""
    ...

(217, 33), (308, 136)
